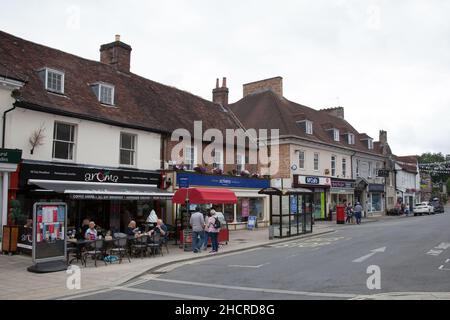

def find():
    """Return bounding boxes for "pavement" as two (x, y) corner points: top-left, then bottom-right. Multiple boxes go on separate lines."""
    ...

(0, 223), (333, 300)
(66, 205), (450, 300)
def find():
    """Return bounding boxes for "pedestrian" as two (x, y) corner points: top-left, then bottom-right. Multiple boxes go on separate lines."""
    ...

(354, 202), (363, 225)
(201, 210), (210, 251)
(207, 209), (221, 253)
(345, 202), (353, 224)
(190, 207), (205, 253)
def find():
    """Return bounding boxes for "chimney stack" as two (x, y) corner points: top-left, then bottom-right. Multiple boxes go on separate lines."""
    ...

(212, 77), (229, 105)
(243, 76), (283, 97)
(319, 107), (344, 119)
(379, 130), (387, 144)
(100, 35), (132, 73)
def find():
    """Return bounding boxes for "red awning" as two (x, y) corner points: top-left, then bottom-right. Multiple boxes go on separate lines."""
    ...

(172, 188), (237, 204)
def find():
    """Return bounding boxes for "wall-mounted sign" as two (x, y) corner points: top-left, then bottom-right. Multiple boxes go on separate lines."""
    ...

(331, 179), (355, 189)
(0, 148), (22, 164)
(368, 184), (385, 192)
(20, 162), (160, 187)
(176, 172), (270, 189)
(377, 169), (390, 177)
(294, 175), (331, 187)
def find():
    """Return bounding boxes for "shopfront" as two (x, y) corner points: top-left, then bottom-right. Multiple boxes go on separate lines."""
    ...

(172, 171), (270, 230)
(293, 175), (330, 220)
(330, 178), (355, 212)
(15, 161), (172, 235)
(368, 184), (385, 214)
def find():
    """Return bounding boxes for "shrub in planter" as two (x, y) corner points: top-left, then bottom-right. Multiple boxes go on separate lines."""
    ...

(212, 168), (223, 175)
(240, 170), (250, 177)
(194, 166), (207, 174)
(9, 199), (26, 226)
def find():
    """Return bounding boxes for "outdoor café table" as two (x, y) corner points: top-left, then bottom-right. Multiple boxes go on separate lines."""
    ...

(67, 238), (115, 264)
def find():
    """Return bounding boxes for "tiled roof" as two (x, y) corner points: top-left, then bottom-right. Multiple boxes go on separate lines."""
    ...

(228, 90), (385, 156)
(395, 155), (418, 173)
(0, 30), (239, 134)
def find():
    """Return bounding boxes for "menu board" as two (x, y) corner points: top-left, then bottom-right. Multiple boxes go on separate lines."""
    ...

(33, 203), (67, 262)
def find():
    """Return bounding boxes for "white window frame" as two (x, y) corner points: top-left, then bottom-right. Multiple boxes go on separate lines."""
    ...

(356, 159), (360, 177)
(184, 145), (196, 170)
(119, 132), (137, 167)
(368, 162), (372, 178)
(298, 150), (305, 170)
(342, 158), (347, 178)
(368, 139), (374, 149)
(45, 68), (65, 94)
(348, 133), (355, 145)
(99, 83), (115, 105)
(331, 155), (337, 177)
(52, 121), (75, 161)
(314, 152), (319, 171)
(333, 129), (340, 142)
(213, 150), (223, 170)
(236, 153), (245, 173)
(306, 120), (313, 135)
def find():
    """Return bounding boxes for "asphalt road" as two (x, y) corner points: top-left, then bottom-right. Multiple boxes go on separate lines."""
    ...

(69, 206), (450, 300)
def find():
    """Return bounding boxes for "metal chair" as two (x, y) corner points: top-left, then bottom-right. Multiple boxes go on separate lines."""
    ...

(147, 233), (163, 257)
(82, 239), (107, 267)
(109, 237), (130, 264)
(131, 235), (148, 258)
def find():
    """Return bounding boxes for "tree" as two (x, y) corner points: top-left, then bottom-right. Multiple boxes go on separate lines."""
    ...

(418, 152), (449, 184)
(447, 177), (450, 196)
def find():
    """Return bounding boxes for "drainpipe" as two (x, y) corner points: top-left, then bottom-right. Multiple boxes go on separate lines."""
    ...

(2, 105), (16, 148)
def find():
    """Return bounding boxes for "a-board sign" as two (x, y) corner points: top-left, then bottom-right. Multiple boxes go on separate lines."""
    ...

(247, 216), (257, 230)
(32, 203), (67, 263)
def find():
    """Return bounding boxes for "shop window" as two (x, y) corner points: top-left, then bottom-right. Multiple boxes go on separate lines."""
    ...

(53, 122), (75, 160)
(120, 132), (136, 166)
(237, 198), (264, 222)
(370, 193), (382, 212)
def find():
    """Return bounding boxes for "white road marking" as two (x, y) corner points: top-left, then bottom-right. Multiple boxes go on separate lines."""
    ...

(228, 263), (270, 268)
(426, 249), (443, 256)
(435, 243), (450, 250)
(352, 247), (386, 263)
(114, 286), (221, 300)
(446, 259), (450, 263)
(143, 277), (358, 298)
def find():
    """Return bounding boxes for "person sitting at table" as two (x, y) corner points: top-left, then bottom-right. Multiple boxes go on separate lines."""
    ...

(125, 220), (140, 236)
(148, 219), (167, 240)
(85, 221), (98, 240)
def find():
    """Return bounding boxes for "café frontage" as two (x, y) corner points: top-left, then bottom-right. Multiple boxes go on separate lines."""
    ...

(15, 161), (173, 237)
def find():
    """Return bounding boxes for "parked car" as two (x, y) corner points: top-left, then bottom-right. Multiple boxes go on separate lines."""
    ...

(431, 198), (445, 213)
(413, 202), (434, 216)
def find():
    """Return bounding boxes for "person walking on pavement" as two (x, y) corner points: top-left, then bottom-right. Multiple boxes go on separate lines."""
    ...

(354, 202), (363, 225)
(190, 207), (205, 253)
(345, 202), (353, 224)
(207, 209), (221, 253)
(201, 210), (210, 251)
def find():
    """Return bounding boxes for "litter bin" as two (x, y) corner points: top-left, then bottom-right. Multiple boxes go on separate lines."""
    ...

(336, 205), (345, 224)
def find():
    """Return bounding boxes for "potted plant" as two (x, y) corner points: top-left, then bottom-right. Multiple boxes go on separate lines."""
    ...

(193, 166), (207, 174)
(2, 200), (25, 254)
(212, 167), (223, 175)
(240, 170), (250, 177)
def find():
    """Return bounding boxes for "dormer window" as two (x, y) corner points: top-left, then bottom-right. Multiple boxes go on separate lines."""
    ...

(91, 82), (115, 105)
(368, 139), (374, 150)
(348, 133), (355, 145)
(297, 120), (313, 135)
(39, 68), (65, 94)
(333, 129), (340, 141)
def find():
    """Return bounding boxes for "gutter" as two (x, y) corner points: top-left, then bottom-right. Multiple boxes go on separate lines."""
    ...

(2, 105), (16, 148)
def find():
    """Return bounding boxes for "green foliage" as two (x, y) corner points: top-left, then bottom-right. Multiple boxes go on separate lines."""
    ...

(9, 199), (26, 225)
(419, 152), (449, 184)
(447, 177), (450, 196)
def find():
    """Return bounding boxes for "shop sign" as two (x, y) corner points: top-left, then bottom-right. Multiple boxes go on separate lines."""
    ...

(294, 175), (331, 187)
(176, 172), (270, 189)
(331, 179), (355, 189)
(0, 148), (22, 164)
(70, 194), (172, 200)
(20, 162), (160, 187)
(368, 184), (385, 192)
(377, 169), (390, 177)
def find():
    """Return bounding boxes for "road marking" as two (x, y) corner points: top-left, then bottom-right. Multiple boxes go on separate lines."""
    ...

(352, 247), (386, 263)
(113, 286), (221, 300)
(268, 236), (347, 249)
(435, 243), (450, 250)
(446, 259), (450, 263)
(228, 263), (270, 268)
(142, 277), (358, 298)
(426, 249), (443, 256)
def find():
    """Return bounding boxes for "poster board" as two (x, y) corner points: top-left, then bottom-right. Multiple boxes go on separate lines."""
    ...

(32, 202), (67, 263)
(247, 216), (257, 230)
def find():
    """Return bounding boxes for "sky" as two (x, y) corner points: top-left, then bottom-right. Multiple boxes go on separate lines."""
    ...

(1, 0), (449, 156)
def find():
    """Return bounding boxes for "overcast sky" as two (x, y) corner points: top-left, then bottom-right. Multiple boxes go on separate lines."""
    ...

(1, 0), (449, 156)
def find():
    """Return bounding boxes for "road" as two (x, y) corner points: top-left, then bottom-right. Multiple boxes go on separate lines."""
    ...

(67, 207), (450, 300)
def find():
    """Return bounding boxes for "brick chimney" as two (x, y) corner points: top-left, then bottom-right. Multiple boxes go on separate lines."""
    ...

(379, 130), (387, 144)
(100, 35), (132, 73)
(319, 107), (344, 119)
(212, 77), (229, 105)
(243, 76), (283, 97)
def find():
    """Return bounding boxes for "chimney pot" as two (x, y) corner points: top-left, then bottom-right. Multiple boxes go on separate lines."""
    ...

(115, 34), (121, 42)
(222, 77), (227, 88)
(216, 78), (219, 88)
(212, 76), (229, 105)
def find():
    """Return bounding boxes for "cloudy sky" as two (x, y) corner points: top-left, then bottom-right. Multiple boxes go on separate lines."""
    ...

(1, 0), (449, 156)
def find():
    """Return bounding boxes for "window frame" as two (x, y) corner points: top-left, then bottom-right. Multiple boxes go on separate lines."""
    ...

(119, 132), (137, 167)
(52, 121), (76, 161)
(305, 120), (313, 135)
(348, 133), (355, 145)
(368, 139), (374, 150)
(184, 145), (196, 170)
(313, 152), (319, 171)
(212, 150), (224, 170)
(298, 150), (305, 170)
(236, 153), (245, 173)
(99, 83), (115, 105)
(333, 129), (340, 142)
(45, 68), (65, 94)
(342, 158), (347, 178)
(331, 155), (337, 177)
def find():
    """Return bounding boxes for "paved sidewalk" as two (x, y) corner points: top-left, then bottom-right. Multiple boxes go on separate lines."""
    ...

(0, 224), (333, 300)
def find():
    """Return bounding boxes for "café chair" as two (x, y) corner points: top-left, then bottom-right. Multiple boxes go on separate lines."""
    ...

(131, 235), (148, 258)
(147, 233), (163, 257)
(82, 239), (107, 267)
(109, 237), (131, 264)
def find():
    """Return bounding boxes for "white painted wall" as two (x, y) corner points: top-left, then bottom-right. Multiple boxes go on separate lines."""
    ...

(1, 103), (161, 170)
(289, 143), (353, 179)
(353, 154), (385, 184)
